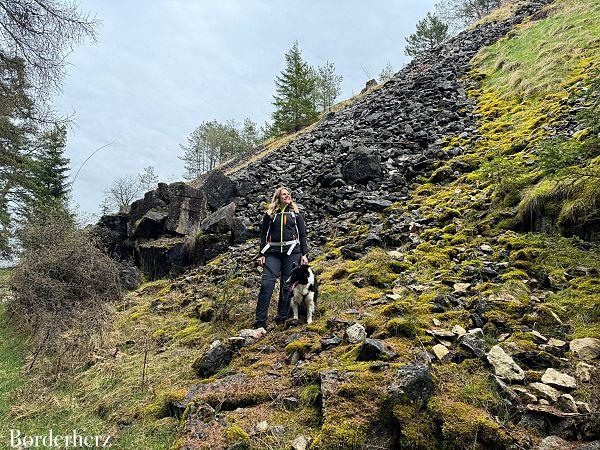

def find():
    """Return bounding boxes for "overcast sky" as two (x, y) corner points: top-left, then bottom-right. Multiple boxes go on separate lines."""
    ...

(55, 0), (437, 220)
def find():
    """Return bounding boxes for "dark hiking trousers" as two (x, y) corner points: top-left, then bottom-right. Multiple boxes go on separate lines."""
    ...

(255, 252), (301, 328)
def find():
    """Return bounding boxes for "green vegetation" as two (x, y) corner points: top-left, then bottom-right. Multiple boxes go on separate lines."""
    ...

(474, 0), (600, 97)
(405, 12), (449, 57)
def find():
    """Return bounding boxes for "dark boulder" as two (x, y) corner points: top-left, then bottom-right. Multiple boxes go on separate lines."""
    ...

(164, 182), (209, 235)
(192, 338), (244, 379)
(138, 236), (188, 280)
(194, 169), (238, 211)
(94, 213), (131, 259)
(341, 146), (383, 184)
(388, 365), (434, 405)
(459, 334), (487, 359)
(128, 188), (169, 223)
(357, 338), (397, 361)
(200, 202), (236, 234)
(231, 217), (251, 244)
(128, 208), (168, 239)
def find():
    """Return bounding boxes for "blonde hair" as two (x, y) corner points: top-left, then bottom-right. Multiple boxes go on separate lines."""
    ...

(267, 186), (299, 215)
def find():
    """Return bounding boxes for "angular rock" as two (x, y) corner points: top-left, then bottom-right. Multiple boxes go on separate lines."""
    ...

(255, 420), (269, 433)
(513, 350), (562, 370)
(193, 169), (238, 211)
(536, 436), (572, 450)
(341, 145), (382, 183)
(321, 335), (342, 350)
(119, 262), (141, 290)
(270, 425), (285, 436)
(388, 365), (434, 405)
(432, 344), (450, 360)
(468, 328), (484, 338)
(570, 338), (600, 360)
(526, 403), (581, 419)
(541, 368), (576, 390)
(319, 370), (348, 422)
(459, 333), (486, 359)
(487, 345), (525, 381)
(530, 382), (561, 402)
(575, 362), (593, 382)
(512, 386), (538, 403)
(557, 394), (578, 413)
(427, 329), (455, 339)
(345, 323), (367, 344)
(200, 202), (236, 234)
(453, 282), (471, 294)
(163, 182), (210, 235)
(138, 236), (188, 280)
(547, 338), (567, 349)
(129, 208), (168, 238)
(357, 338), (397, 361)
(240, 328), (267, 340)
(451, 325), (467, 336)
(291, 435), (309, 450)
(192, 339), (240, 378)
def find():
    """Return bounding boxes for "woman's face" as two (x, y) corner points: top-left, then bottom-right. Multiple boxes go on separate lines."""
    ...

(279, 189), (292, 205)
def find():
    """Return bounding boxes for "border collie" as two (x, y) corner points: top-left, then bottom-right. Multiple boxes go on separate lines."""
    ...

(286, 263), (318, 324)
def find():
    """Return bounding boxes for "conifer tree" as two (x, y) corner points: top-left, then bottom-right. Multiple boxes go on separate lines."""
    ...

(29, 124), (70, 211)
(405, 13), (449, 58)
(272, 41), (319, 135)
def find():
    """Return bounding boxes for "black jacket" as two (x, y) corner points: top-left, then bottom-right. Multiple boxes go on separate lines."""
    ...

(259, 206), (309, 256)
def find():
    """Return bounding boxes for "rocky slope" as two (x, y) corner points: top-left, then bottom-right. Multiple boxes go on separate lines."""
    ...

(54, 0), (600, 448)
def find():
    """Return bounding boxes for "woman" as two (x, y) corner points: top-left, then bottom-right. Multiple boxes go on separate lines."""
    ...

(254, 186), (309, 329)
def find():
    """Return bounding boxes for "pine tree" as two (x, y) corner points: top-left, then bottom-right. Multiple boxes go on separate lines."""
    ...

(405, 13), (449, 58)
(315, 61), (343, 112)
(0, 56), (34, 257)
(272, 41), (319, 135)
(30, 124), (70, 209)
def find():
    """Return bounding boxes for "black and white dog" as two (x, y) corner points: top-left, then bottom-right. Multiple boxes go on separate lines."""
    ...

(286, 263), (318, 324)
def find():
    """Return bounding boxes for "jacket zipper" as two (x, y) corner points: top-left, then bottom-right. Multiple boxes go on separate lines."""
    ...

(280, 204), (287, 253)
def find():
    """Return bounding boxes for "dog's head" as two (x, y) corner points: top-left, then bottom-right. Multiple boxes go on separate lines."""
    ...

(286, 263), (311, 285)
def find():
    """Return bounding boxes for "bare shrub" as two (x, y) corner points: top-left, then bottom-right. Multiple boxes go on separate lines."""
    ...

(8, 208), (122, 371)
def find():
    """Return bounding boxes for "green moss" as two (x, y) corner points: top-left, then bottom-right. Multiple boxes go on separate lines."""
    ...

(393, 404), (438, 450)
(429, 397), (509, 450)
(143, 389), (187, 419)
(500, 269), (529, 281)
(285, 338), (315, 357)
(386, 317), (420, 338)
(223, 425), (250, 448)
(300, 384), (321, 406)
(382, 301), (409, 317)
(312, 423), (367, 449)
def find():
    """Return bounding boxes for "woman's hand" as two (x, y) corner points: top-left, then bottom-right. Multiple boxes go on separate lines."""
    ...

(257, 256), (265, 267)
(301, 255), (309, 266)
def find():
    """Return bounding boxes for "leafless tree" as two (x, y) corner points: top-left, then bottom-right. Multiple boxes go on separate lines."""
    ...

(0, 0), (97, 107)
(104, 175), (141, 213)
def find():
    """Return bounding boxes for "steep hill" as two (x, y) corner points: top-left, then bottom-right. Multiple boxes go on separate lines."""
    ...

(2, 0), (599, 449)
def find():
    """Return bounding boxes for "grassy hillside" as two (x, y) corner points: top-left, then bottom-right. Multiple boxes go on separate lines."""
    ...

(1, 1), (599, 449)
